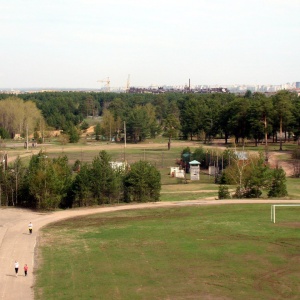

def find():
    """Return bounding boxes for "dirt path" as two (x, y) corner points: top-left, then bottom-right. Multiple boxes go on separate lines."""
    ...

(1, 199), (300, 300)
(267, 151), (295, 177)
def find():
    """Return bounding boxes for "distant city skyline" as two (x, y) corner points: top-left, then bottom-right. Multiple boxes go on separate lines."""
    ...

(1, 0), (299, 89)
(1, 81), (299, 95)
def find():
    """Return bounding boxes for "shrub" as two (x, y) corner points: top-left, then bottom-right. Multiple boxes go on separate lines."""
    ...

(218, 185), (231, 199)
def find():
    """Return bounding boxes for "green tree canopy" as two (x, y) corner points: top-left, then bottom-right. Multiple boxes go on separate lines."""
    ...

(0, 97), (44, 138)
(26, 152), (72, 209)
(124, 161), (161, 202)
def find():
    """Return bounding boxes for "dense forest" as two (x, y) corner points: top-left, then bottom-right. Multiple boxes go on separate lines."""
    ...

(0, 90), (297, 209)
(0, 90), (299, 146)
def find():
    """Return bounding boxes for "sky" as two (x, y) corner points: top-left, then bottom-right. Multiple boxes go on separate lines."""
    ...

(0, 0), (299, 89)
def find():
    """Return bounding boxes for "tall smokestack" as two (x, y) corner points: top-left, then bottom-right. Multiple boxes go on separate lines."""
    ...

(189, 78), (191, 91)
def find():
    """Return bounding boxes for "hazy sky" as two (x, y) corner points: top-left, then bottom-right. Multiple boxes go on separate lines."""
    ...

(1, 0), (299, 89)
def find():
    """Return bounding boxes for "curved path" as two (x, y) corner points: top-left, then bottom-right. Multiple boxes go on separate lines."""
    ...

(1, 199), (300, 300)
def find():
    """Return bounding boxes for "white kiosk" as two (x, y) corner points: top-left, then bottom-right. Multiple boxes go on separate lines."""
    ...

(189, 160), (201, 181)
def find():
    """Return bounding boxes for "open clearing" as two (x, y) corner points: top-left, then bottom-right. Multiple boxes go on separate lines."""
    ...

(1, 199), (300, 300)
(1, 139), (299, 299)
(35, 204), (300, 300)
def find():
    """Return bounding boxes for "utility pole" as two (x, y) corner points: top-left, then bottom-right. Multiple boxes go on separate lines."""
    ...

(124, 121), (126, 148)
(109, 120), (112, 143)
(123, 121), (126, 161)
(26, 123), (29, 151)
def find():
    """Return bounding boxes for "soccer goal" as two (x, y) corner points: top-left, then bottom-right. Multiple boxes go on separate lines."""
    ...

(271, 204), (300, 223)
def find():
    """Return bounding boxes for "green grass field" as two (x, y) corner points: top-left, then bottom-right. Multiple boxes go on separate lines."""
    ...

(35, 204), (300, 300)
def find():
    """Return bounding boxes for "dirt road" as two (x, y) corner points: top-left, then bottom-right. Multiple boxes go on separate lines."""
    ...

(1, 199), (300, 300)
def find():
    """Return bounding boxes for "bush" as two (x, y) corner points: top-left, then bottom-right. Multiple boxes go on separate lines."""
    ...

(244, 187), (262, 198)
(0, 127), (10, 139)
(218, 185), (231, 199)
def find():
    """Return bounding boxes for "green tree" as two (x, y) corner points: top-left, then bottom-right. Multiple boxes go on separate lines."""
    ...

(243, 154), (272, 198)
(179, 97), (208, 140)
(27, 152), (72, 209)
(268, 167), (288, 197)
(227, 97), (250, 145)
(224, 152), (272, 198)
(90, 151), (118, 204)
(68, 125), (80, 143)
(217, 96), (235, 144)
(152, 94), (168, 124)
(244, 90), (253, 98)
(124, 161), (161, 202)
(108, 97), (126, 120)
(291, 93), (300, 140)
(68, 163), (95, 207)
(191, 147), (206, 166)
(101, 109), (115, 141)
(272, 91), (294, 150)
(126, 106), (150, 142)
(247, 93), (273, 147)
(163, 114), (181, 149)
(145, 103), (161, 138)
(94, 123), (102, 140)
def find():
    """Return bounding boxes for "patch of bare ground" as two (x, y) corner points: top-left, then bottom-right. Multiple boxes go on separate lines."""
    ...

(268, 151), (295, 176)
(161, 190), (217, 194)
(278, 222), (300, 228)
(254, 266), (300, 299)
(170, 294), (231, 300)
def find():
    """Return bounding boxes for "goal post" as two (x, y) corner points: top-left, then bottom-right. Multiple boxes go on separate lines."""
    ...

(271, 204), (300, 223)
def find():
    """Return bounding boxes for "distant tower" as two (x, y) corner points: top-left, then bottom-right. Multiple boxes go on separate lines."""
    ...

(126, 74), (130, 92)
(296, 82), (300, 88)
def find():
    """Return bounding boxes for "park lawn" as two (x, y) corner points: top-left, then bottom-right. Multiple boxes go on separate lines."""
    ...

(160, 191), (217, 202)
(45, 144), (182, 168)
(35, 204), (300, 300)
(285, 178), (300, 199)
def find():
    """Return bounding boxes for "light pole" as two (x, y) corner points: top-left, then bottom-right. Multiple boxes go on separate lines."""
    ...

(123, 121), (126, 161)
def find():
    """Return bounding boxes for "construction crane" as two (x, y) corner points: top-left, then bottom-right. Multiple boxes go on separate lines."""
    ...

(97, 77), (110, 92)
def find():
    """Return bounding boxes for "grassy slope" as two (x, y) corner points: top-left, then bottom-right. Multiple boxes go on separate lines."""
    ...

(35, 205), (300, 300)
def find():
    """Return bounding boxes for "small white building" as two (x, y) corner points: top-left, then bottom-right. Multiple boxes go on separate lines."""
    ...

(170, 167), (185, 178)
(109, 161), (127, 171)
(189, 160), (201, 181)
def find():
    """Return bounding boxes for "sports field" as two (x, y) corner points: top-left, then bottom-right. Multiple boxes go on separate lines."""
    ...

(35, 204), (300, 300)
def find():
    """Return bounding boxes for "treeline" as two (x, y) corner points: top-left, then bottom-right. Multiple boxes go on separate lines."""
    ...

(0, 146), (287, 209)
(0, 90), (299, 145)
(0, 151), (161, 209)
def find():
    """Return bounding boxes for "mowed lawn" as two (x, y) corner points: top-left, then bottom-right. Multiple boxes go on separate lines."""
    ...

(35, 205), (300, 300)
